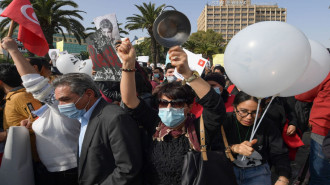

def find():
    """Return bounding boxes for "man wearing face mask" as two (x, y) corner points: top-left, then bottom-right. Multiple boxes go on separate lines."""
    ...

(152, 67), (164, 85)
(163, 63), (178, 83)
(1, 37), (142, 185)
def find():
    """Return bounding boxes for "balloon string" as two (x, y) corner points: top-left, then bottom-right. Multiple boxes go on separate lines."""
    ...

(241, 98), (261, 161)
(241, 96), (275, 161)
(252, 96), (276, 136)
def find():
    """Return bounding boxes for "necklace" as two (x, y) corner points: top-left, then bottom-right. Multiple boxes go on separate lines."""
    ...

(235, 118), (251, 143)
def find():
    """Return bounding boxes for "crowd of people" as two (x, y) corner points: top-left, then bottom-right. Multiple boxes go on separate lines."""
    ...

(0, 36), (329, 185)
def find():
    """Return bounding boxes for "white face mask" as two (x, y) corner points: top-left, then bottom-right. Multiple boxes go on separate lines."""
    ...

(167, 75), (177, 83)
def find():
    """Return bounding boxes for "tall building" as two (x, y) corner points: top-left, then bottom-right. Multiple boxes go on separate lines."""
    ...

(197, 0), (287, 42)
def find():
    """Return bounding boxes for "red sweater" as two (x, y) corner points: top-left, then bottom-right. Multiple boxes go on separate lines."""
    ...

(295, 72), (330, 136)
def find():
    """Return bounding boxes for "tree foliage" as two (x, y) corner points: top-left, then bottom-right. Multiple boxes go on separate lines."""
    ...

(125, 2), (165, 65)
(183, 29), (225, 59)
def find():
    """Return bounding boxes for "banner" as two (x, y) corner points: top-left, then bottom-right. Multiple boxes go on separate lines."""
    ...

(212, 54), (224, 66)
(137, 56), (149, 63)
(86, 33), (122, 81)
(0, 126), (34, 185)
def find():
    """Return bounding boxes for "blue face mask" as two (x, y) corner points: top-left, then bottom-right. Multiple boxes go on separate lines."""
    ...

(58, 95), (89, 119)
(167, 75), (177, 83)
(158, 108), (186, 128)
(153, 73), (160, 78)
(214, 87), (221, 94)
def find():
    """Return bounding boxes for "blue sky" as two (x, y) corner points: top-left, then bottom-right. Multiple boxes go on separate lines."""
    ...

(77, 0), (330, 48)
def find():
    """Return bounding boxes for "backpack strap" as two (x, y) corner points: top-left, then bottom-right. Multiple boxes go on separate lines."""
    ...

(200, 115), (208, 161)
(221, 125), (234, 162)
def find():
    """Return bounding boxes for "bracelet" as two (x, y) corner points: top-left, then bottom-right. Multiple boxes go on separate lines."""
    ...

(277, 179), (289, 185)
(121, 68), (136, 72)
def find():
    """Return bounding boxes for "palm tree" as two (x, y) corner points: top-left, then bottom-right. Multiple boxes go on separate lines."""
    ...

(0, 0), (86, 50)
(195, 43), (217, 59)
(125, 2), (165, 66)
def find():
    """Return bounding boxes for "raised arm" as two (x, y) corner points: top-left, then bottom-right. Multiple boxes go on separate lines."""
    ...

(118, 38), (140, 109)
(168, 46), (211, 98)
(1, 37), (37, 76)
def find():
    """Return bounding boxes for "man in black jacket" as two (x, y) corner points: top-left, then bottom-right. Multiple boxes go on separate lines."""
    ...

(52, 73), (143, 185)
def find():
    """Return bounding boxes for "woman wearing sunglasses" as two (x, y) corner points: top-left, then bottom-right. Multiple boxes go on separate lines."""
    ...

(223, 91), (291, 185)
(118, 39), (226, 185)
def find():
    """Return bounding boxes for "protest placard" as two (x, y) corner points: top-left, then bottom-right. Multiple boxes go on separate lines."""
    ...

(173, 48), (208, 80)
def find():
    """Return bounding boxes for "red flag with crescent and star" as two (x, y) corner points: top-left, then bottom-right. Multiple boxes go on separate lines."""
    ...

(1, 0), (49, 56)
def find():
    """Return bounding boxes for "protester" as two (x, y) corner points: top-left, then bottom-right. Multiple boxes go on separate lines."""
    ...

(16, 57), (80, 185)
(152, 66), (164, 84)
(295, 72), (330, 185)
(224, 91), (291, 185)
(163, 63), (177, 83)
(118, 39), (226, 185)
(0, 63), (43, 182)
(1, 37), (143, 185)
(213, 65), (225, 75)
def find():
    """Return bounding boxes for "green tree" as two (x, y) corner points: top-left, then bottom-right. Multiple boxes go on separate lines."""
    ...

(185, 29), (226, 58)
(0, 0), (86, 51)
(125, 2), (165, 66)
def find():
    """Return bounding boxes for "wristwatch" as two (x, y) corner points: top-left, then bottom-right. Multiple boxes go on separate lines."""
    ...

(182, 71), (200, 85)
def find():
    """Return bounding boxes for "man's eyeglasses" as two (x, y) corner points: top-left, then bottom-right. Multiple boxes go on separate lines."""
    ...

(158, 99), (186, 108)
(236, 109), (257, 118)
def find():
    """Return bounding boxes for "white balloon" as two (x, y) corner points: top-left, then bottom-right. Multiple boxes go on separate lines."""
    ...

(224, 21), (311, 97)
(77, 59), (93, 76)
(279, 40), (330, 97)
(56, 54), (82, 74)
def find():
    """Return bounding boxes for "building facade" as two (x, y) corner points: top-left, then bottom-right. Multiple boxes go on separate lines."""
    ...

(52, 33), (87, 54)
(197, 0), (287, 41)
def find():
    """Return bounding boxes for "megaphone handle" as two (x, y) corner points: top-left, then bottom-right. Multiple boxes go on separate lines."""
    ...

(160, 5), (177, 15)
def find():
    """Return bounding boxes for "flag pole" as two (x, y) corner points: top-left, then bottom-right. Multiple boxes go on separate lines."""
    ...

(7, 20), (15, 37)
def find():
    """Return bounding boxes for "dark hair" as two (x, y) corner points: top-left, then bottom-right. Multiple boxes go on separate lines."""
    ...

(0, 63), (22, 88)
(214, 65), (225, 74)
(154, 67), (163, 74)
(100, 19), (113, 31)
(154, 82), (195, 105)
(28, 57), (50, 71)
(165, 63), (175, 73)
(204, 72), (226, 88)
(52, 73), (100, 98)
(233, 91), (266, 109)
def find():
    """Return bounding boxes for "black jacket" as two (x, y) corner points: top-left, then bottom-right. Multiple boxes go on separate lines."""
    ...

(78, 99), (142, 185)
(223, 113), (291, 178)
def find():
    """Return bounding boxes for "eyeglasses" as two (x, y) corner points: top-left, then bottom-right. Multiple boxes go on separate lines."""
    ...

(158, 99), (186, 108)
(236, 109), (257, 118)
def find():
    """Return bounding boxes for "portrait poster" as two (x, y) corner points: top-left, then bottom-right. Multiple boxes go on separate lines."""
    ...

(48, 49), (60, 66)
(86, 33), (122, 81)
(93, 13), (121, 48)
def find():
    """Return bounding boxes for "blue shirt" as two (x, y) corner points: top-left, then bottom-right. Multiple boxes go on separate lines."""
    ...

(78, 98), (101, 156)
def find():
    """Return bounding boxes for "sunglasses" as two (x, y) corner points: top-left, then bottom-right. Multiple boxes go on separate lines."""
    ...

(158, 99), (186, 108)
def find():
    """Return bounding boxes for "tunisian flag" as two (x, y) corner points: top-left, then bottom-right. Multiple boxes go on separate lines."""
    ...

(1, 0), (49, 56)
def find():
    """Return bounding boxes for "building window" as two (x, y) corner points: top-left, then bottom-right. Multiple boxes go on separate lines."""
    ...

(215, 14), (220, 17)
(214, 19), (220, 22)
(242, 8), (247, 11)
(235, 13), (240, 16)
(214, 29), (220, 32)
(207, 14), (213, 17)
(249, 18), (254, 21)
(215, 8), (220, 11)
(249, 13), (254, 16)
(228, 13), (233, 16)
(221, 8), (226, 11)
(249, 8), (254, 11)
(235, 29), (240, 32)
(207, 19), (213, 22)
(221, 24), (226, 27)
(242, 13), (247, 16)
(207, 24), (213, 28)
(235, 24), (240, 26)
(214, 24), (220, 26)
(221, 14), (227, 16)
(242, 19), (247, 21)
(228, 8), (233, 11)
(221, 19), (227, 21)
(228, 19), (233, 22)
(235, 19), (240, 21)
(235, 8), (241, 11)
